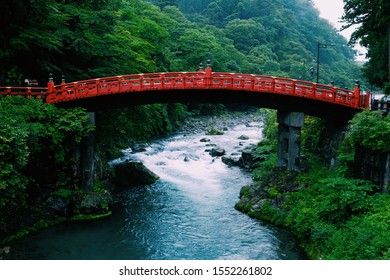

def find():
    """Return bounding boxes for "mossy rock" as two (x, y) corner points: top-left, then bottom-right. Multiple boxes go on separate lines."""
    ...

(206, 126), (224, 135)
(78, 191), (113, 215)
(112, 161), (159, 188)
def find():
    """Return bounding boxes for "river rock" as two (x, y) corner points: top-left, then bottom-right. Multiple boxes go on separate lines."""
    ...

(209, 147), (226, 157)
(239, 144), (257, 170)
(46, 196), (69, 216)
(206, 126), (224, 135)
(205, 143), (217, 147)
(222, 156), (241, 166)
(79, 191), (113, 215)
(200, 138), (211, 142)
(132, 143), (148, 153)
(181, 153), (200, 162)
(238, 135), (249, 140)
(112, 161), (159, 188)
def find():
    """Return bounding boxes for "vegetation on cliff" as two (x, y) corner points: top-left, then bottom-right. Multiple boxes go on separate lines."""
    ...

(235, 110), (390, 259)
(0, 97), (93, 240)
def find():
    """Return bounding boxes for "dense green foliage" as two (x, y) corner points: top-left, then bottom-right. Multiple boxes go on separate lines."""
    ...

(1, 0), (363, 88)
(159, 0), (363, 87)
(348, 110), (390, 152)
(342, 0), (390, 90)
(285, 177), (390, 259)
(237, 110), (390, 259)
(0, 97), (93, 238)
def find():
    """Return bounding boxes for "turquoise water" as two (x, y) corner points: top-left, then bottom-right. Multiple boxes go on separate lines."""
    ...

(7, 121), (305, 260)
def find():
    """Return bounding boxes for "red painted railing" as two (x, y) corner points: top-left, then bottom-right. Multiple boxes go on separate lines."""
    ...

(0, 86), (48, 99)
(0, 69), (370, 110)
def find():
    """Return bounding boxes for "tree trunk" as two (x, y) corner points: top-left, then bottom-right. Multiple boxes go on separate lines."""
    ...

(388, 23), (390, 80)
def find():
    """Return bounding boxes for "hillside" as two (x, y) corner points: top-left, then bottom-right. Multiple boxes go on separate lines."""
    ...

(1, 0), (364, 88)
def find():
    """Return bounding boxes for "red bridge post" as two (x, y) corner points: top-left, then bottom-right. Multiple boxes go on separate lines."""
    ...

(47, 73), (54, 93)
(205, 59), (212, 87)
(354, 80), (361, 108)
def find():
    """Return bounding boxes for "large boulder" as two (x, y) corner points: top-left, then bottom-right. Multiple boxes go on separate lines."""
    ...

(112, 161), (159, 188)
(239, 144), (258, 170)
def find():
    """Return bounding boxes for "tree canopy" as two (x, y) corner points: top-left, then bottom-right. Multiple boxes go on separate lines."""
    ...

(0, 0), (365, 89)
(342, 0), (390, 90)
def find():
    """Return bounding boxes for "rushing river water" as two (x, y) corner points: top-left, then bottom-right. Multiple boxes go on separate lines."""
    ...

(7, 115), (306, 260)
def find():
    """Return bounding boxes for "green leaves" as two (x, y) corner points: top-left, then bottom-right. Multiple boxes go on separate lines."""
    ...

(348, 110), (390, 152)
(0, 96), (94, 237)
(342, 0), (390, 87)
(282, 176), (390, 259)
(0, 0), (365, 89)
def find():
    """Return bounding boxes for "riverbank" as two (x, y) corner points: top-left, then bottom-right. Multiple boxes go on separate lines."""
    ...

(234, 111), (390, 260)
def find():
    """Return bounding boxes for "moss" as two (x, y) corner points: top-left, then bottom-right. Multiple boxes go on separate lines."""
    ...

(52, 188), (73, 199)
(0, 218), (67, 245)
(1, 210), (112, 245)
(70, 211), (112, 222)
(267, 185), (281, 198)
(239, 185), (251, 198)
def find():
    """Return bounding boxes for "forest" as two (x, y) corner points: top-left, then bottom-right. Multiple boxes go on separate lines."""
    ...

(1, 0), (364, 86)
(0, 0), (389, 259)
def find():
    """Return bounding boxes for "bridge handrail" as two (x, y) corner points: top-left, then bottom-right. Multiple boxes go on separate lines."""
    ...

(0, 86), (48, 100)
(1, 70), (369, 110)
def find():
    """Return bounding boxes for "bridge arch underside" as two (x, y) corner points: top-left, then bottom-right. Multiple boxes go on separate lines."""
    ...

(56, 89), (361, 121)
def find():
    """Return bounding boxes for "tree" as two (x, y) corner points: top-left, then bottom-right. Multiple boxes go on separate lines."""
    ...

(342, 0), (390, 89)
(156, 0), (179, 9)
(224, 19), (268, 53)
(0, 0), (125, 83)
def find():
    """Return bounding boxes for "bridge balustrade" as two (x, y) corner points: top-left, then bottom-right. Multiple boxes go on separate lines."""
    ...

(252, 76), (275, 92)
(294, 81), (315, 98)
(1, 70), (369, 111)
(0, 86), (47, 99)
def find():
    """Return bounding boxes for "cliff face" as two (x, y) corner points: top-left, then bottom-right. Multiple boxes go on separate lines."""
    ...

(354, 146), (390, 193)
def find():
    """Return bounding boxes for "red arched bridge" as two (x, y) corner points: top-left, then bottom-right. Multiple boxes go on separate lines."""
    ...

(0, 65), (372, 182)
(0, 66), (369, 120)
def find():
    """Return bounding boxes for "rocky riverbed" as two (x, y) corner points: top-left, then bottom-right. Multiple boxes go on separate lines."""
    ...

(119, 108), (265, 178)
(176, 108), (264, 136)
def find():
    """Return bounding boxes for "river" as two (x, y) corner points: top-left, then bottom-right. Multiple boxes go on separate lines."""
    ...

(7, 112), (306, 260)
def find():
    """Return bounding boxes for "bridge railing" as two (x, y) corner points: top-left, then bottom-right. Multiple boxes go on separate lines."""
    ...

(0, 86), (47, 99)
(1, 70), (369, 110)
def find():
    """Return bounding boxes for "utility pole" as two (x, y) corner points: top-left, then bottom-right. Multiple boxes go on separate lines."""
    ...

(388, 24), (390, 81)
(317, 42), (336, 83)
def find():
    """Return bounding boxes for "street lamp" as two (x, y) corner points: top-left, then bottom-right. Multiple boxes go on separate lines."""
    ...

(316, 42), (336, 83)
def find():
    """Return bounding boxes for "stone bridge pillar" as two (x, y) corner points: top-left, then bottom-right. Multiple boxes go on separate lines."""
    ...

(81, 112), (96, 190)
(277, 111), (305, 171)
